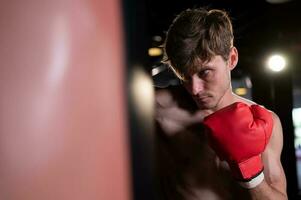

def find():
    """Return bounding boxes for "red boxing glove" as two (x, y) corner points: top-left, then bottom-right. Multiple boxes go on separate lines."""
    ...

(203, 102), (273, 188)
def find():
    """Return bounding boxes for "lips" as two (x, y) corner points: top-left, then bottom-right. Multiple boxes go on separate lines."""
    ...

(192, 96), (211, 105)
(196, 95), (210, 101)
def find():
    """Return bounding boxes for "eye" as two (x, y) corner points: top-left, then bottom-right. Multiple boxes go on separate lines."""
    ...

(198, 69), (211, 78)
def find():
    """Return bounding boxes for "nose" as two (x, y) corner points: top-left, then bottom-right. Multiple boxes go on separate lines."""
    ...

(187, 76), (205, 96)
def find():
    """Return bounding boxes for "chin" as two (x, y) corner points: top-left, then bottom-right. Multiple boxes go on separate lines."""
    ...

(196, 101), (217, 110)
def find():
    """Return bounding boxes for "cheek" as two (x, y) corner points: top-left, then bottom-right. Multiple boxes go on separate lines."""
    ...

(207, 72), (229, 92)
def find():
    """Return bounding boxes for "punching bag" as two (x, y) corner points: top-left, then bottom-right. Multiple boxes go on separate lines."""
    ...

(0, 0), (131, 199)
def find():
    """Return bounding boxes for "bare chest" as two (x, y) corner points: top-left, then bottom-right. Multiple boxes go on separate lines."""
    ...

(156, 124), (251, 200)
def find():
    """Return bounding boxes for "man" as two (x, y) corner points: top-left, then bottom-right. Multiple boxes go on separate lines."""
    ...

(155, 8), (287, 199)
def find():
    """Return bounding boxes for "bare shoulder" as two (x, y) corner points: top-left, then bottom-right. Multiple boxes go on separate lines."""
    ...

(234, 94), (257, 106)
(265, 111), (283, 156)
(234, 95), (283, 149)
(236, 94), (284, 152)
(155, 88), (175, 108)
(262, 111), (287, 195)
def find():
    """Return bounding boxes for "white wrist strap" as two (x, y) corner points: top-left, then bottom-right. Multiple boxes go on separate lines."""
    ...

(238, 171), (264, 189)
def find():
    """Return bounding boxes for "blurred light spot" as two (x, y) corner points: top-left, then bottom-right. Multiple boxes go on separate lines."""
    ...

(245, 77), (252, 88)
(151, 64), (167, 76)
(235, 87), (247, 96)
(267, 54), (286, 72)
(266, 0), (292, 4)
(293, 108), (301, 139)
(152, 67), (161, 76)
(131, 67), (154, 117)
(152, 35), (162, 42)
(148, 47), (162, 57)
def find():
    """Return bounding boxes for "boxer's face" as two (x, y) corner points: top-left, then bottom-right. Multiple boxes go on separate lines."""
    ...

(183, 48), (238, 110)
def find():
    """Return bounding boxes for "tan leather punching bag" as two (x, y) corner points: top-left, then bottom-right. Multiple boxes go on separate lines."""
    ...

(0, 0), (131, 199)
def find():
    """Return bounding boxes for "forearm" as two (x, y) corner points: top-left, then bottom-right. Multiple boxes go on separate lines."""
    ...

(249, 179), (287, 200)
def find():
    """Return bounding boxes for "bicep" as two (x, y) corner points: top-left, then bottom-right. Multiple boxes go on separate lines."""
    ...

(262, 112), (287, 195)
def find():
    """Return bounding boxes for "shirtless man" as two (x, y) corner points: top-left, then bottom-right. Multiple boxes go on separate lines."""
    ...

(155, 8), (287, 199)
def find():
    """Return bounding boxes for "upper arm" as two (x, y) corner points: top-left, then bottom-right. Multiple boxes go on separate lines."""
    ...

(155, 89), (174, 108)
(262, 112), (287, 195)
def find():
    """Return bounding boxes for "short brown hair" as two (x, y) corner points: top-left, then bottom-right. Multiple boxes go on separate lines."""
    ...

(164, 8), (234, 80)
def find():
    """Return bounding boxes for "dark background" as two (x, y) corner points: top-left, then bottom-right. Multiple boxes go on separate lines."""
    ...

(146, 0), (301, 76)
(144, 0), (301, 199)
(124, 0), (301, 199)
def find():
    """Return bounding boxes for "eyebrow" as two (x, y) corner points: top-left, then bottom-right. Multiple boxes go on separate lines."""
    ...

(182, 65), (211, 80)
(196, 65), (212, 72)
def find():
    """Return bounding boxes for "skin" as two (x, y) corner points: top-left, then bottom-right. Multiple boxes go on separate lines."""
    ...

(155, 47), (287, 199)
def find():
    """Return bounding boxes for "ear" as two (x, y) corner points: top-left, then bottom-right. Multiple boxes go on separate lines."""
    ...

(228, 47), (238, 70)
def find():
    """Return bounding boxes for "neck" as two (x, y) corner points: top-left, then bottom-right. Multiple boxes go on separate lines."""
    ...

(197, 87), (237, 117)
(213, 87), (236, 112)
